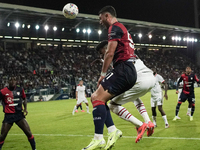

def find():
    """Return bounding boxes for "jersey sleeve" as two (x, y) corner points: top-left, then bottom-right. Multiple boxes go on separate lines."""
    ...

(158, 75), (165, 83)
(0, 91), (3, 101)
(76, 86), (78, 92)
(108, 25), (123, 42)
(194, 75), (200, 82)
(22, 89), (26, 99)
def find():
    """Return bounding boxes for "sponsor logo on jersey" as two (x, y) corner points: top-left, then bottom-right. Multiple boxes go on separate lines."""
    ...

(7, 97), (12, 103)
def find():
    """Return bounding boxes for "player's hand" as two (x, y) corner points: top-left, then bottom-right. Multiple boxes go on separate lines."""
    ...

(76, 97), (78, 101)
(176, 90), (179, 94)
(23, 109), (28, 116)
(164, 94), (168, 100)
(97, 75), (105, 88)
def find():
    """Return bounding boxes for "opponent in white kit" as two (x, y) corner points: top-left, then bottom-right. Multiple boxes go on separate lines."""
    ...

(72, 80), (90, 115)
(94, 40), (156, 144)
(151, 69), (169, 128)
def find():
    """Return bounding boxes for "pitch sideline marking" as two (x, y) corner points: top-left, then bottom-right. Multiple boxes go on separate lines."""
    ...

(8, 134), (200, 140)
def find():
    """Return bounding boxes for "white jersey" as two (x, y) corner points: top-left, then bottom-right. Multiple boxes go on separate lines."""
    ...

(151, 74), (165, 96)
(76, 85), (86, 99)
(111, 59), (156, 105)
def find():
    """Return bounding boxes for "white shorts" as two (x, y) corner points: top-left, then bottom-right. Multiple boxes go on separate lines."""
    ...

(151, 92), (163, 107)
(77, 97), (88, 105)
(111, 70), (156, 105)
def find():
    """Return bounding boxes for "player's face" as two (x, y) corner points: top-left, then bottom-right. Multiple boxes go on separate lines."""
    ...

(99, 13), (109, 29)
(79, 80), (83, 86)
(8, 77), (17, 87)
(186, 67), (192, 74)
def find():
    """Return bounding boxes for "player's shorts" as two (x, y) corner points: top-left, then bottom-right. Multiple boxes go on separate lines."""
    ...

(101, 60), (137, 96)
(179, 92), (195, 104)
(111, 68), (155, 105)
(151, 92), (163, 107)
(3, 112), (25, 125)
(77, 97), (88, 105)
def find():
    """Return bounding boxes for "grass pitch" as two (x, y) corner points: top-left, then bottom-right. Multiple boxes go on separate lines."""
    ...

(1, 88), (200, 150)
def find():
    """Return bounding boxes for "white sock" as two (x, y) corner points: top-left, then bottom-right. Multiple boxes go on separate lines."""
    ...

(188, 108), (191, 112)
(73, 105), (77, 112)
(109, 104), (143, 127)
(107, 125), (117, 133)
(94, 133), (103, 140)
(162, 115), (168, 125)
(134, 98), (150, 123)
(86, 106), (89, 112)
(152, 116), (157, 125)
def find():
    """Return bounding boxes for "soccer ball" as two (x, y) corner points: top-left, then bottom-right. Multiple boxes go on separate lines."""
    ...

(62, 3), (79, 19)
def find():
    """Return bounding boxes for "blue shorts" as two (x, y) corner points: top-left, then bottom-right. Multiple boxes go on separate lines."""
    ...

(101, 61), (137, 96)
(179, 92), (195, 104)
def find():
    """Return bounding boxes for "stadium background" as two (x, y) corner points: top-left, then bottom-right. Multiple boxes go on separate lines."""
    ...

(1, 2), (200, 150)
(0, 2), (200, 101)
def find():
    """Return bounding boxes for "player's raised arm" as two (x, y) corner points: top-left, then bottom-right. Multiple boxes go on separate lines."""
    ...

(176, 77), (183, 93)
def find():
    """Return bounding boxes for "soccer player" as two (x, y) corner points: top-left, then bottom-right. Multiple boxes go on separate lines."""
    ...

(93, 40), (155, 143)
(0, 77), (36, 150)
(176, 72), (191, 118)
(72, 80), (90, 115)
(151, 69), (169, 128)
(173, 66), (200, 121)
(83, 6), (138, 150)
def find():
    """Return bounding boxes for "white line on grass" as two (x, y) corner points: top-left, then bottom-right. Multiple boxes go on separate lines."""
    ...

(8, 134), (200, 140)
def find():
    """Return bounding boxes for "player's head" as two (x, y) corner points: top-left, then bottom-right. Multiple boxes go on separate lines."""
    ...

(79, 80), (83, 86)
(152, 68), (157, 75)
(185, 66), (192, 74)
(96, 40), (108, 57)
(8, 76), (17, 87)
(99, 6), (117, 28)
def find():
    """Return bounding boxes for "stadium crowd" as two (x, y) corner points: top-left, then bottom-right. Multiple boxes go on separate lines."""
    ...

(0, 46), (199, 93)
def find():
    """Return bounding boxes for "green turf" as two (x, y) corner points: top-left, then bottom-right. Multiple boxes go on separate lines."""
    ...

(1, 88), (200, 150)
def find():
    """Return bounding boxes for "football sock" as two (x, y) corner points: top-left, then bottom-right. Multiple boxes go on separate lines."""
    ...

(187, 108), (191, 113)
(80, 104), (83, 110)
(28, 135), (36, 150)
(0, 141), (4, 150)
(162, 115), (169, 125)
(152, 116), (157, 126)
(92, 100), (107, 135)
(73, 105), (77, 113)
(94, 133), (103, 140)
(86, 106), (89, 112)
(176, 102), (182, 116)
(109, 104), (143, 127)
(105, 104), (116, 133)
(191, 104), (195, 116)
(134, 98), (150, 123)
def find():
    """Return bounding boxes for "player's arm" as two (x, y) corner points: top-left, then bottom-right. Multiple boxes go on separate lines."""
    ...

(162, 81), (168, 100)
(194, 75), (200, 84)
(176, 77), (183, 93)
(22, 89), (28, 116)
(97, 41), (117, 87)
(0, 92), (3, 104)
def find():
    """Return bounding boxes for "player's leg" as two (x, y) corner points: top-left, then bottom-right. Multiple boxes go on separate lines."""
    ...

(77, 103), (83, 110)
(187, 102), (192, 116)
(104, 103), (122, 149)
(189, 93), (195, 121)
(16, 118), (36, 150)
(72, 99), (82, 115)
(151, 97), (157, 127)
(173, 92), (186, 121)
(177, 89), (182, 119)
(158, 105), (169, 128)
(83, 98), (90, 113)
(0, 123), (12, 150)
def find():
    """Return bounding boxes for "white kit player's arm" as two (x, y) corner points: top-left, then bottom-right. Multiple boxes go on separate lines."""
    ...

(158, 75), (168, 100)
(76, 86), (78, 100)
